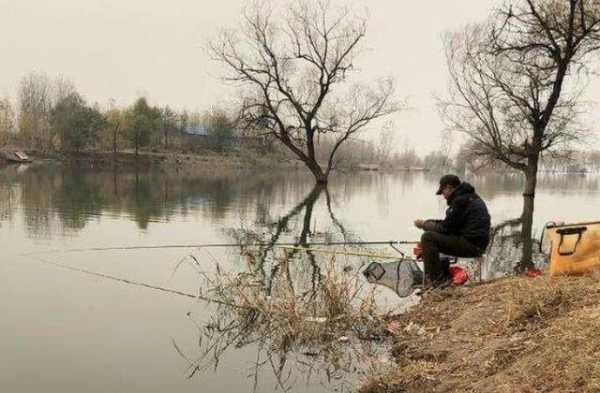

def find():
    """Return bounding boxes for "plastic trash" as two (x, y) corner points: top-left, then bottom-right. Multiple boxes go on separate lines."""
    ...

(449, 266), (469, 285)
(525, 267), (542, 278)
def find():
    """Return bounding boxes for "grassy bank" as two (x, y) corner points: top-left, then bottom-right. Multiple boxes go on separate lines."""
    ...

(361, 274), (600, 393)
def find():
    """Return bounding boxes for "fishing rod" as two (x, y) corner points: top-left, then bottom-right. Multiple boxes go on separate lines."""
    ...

(23, 240), (418, 256)
(275, 246), (409, 260)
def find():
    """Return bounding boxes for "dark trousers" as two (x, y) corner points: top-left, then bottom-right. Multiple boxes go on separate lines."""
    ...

(420, 231), (483, 285)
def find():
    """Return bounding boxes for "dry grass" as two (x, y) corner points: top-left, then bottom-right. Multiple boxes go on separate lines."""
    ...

(207, 256), (385, 350)
(182, 254), (390, 376)
(361, 272), (600, 393)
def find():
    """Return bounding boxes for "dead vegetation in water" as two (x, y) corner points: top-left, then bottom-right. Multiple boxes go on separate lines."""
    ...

(360, 273), (600, 393)
(177, 252), (391, 381)
(206, 257), (386, 348)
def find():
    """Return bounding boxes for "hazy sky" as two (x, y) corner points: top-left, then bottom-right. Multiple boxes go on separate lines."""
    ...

(1, 0), (597, 153)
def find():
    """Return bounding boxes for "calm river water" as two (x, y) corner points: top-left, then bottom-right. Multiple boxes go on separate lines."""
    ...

(1, 162), (598, 393)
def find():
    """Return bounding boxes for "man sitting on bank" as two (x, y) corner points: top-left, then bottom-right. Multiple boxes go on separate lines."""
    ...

(414, 174), (491, 288)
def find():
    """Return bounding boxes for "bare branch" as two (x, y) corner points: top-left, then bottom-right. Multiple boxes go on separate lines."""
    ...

(209, 0), (400, 183)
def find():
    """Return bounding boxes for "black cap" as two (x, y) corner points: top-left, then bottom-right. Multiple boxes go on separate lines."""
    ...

(436, 174), (461, 195)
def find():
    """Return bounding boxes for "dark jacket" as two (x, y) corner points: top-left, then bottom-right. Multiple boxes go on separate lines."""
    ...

(425, 182), (491, 250)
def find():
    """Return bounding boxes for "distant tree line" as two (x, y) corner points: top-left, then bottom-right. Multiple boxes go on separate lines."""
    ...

(0, 70), (431, 170)
(0, 71), (238, 156)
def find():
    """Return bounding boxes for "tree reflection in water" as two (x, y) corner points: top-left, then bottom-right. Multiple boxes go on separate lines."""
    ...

(2, 164), (588, 390)
(228, 184), (362, 295)
(175, 195), (546, 392)
(174, 185), (388, 392)
(0, 163), (275, 237)
(0, 164), (19, 225)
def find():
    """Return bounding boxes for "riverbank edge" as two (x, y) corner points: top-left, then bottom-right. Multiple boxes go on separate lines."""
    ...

(2, 149), (295, 174)
(2, 149), (434, 174)
(360, 273), (600, 393)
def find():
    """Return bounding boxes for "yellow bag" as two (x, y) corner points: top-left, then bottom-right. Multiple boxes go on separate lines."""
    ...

(542, 221), (600, 277)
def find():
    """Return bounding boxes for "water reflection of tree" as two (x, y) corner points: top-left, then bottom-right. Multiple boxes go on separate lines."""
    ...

(423, 171), (600, 202)
(0, 164), (289, 238)
(229, 184), (357, 295)
(18, 165), (60, 238)
(55, 167), (106, 230)
(178, 257), (379, 393)
(0, 165), (18, 226)
(467, 173), (600, 201)
(175, 186), (378, 392)
(5, 164), (599, 239)
(179, 301), (374, 393)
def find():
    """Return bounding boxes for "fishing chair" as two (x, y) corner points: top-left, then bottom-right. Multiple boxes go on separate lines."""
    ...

(410, 242), (486, 284)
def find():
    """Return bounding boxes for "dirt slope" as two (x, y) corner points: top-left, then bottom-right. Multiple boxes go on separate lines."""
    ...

(362, 274), (600, 393)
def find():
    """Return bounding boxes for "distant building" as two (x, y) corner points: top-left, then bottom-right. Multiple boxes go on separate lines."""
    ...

(184, 125), (209, 136)
(357, 163), (380, 171)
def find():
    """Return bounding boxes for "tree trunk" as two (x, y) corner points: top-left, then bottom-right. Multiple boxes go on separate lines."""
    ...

(305, 128), (327, 184)
(307, 162), (328, 184)
(112, 125), (118, 155)
(112, 166), (119, 197)
(299, 185), (325, 244)
(315, 174), (328, 184)
(517, 158), (539, 272)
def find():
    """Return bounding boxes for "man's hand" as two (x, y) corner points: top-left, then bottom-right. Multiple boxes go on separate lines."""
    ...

(414, 219), (425, 229)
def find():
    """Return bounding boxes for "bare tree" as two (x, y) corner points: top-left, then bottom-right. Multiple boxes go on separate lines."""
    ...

(53, 75), (77, 104)
(159, 105), (177, 149)
(17, 72), (78, 151)
(18, 72), (54, 150)
(0, 97), (16, 146)
(105, 100), (124, 155)
(375, 120), (396, 166)
(209, 0), (400, 184)
(440, 0), (600, 270)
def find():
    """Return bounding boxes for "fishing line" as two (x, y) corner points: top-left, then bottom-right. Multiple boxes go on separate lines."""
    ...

(22, 240), (418, 257)
(26, 254), (249, 309)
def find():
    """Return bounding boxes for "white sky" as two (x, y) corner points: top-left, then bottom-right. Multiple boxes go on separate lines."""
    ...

(0, 0), (598, 154)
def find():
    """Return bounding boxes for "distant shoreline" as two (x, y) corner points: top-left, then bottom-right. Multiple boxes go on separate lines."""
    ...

(1, 148), (437, 175)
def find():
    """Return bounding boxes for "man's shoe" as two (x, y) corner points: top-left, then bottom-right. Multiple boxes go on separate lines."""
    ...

(432, 277), (453, 289)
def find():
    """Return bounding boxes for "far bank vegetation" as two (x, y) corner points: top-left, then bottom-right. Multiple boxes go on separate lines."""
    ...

(3, 72), (599, 173)
(2, 72), (252, 161)
(0, 71), (424, 171)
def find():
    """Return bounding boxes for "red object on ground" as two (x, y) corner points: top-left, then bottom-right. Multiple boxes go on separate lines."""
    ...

(449, 266), (469, 285)
(413, 242), (423, 259)
(525, 267), (542, 278)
